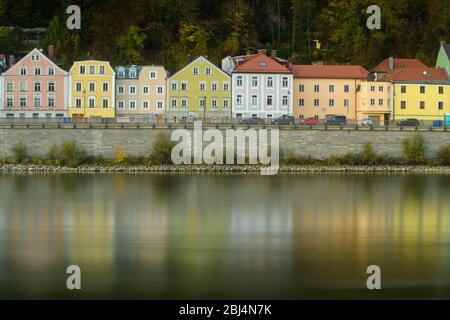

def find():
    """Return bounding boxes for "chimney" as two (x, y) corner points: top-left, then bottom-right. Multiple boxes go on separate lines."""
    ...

(388, 56), (394, 71)
(271, 50), (277, 58)
(8, 55), (15, 67)
(257, 49), (267, 56)
(48, 45), (54, 60)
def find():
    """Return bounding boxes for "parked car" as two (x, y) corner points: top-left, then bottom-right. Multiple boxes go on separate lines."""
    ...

(272, 115), (295, 125)
(300, 117), (320, 126)
(324, 116), (347, 126)
(362, 118), (373, 126)
(397, 118), (420, 127)
(241, 116), (265, 125)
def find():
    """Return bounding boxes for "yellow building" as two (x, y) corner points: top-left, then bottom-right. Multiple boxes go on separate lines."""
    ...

(68, 61), (116, 119)
(291, 65), (369, 121)
(356, 81), (392, 124)
(381, 67), (450, 122)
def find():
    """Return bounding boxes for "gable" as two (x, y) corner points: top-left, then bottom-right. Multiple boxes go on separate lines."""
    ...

(3, 48), (67, 76)
(170, 56), (230, 80)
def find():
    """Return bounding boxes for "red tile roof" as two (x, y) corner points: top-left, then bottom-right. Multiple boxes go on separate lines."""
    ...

(290, 65), (369, 79)
(380, 67), (449, 82)
(234, 53), (291, 74)
(373, 58), (427, 72)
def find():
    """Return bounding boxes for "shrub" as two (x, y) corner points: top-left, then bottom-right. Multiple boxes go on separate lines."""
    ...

(115, 148), (127, 165)
(149, 131), (176, 165)
(60, 141), (87, 167)
(437, 145), (450, 165)
(12, 143), (28, 163)
(47, 145), (59, 160)
(402, 134), (426, 164)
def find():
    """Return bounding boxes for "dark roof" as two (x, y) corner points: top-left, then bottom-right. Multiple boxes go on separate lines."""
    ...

(115, 66), (142, 79)
(443, 44), (450, 60)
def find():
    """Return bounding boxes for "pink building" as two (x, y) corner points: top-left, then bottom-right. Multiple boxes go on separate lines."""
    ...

(0, 48), (69, 119)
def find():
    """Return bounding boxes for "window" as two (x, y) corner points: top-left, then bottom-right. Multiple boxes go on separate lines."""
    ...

(20, 67), (27, 75)
(282, 77), (288, 88)
(48, 68), (54, 75)
(181, 99), (188, 108)
(34, 67), (41, 76)
(282, 96), (288, 106)
(370, 86), (375, 92)
(211, 99), (218, 108)
(344, 85), (350, 93)
(299, 85), (305, 92)
(344, 99), (349, 107)
(223, 99), (229, 108)
(420, 101), (425, 109)
(46, 113), (52, 119)
(6, 82), (13, 92)
(89, 82), (95, 92)
(99, 66), (105, 75)
(118, 85), (125, 95)
(439, 86), (444, 94)
(212, 82), (218, 91)
(199, 82), (206, 91)
(89, 98), (95, 108)
(379, 86), (383, 92)
(157, 101), (164, 109)
(34, 96), (41, 107)
(329, 85), (335, 93)
(76, 98), (82, 108)
(6, 97), (13, 107)
(181, 82), (188, 91)
(314, 99), (320, 107)
(379, 99), (384, 106)
(199, 98), (206, 108)
(401, 101), (406, 109)
(80, 66), (85, 74)
(252, 76), (258, 88)
(142, 101), (149, 109)
(267, 77), (274, 88)
(75, 83), (82, 92)
(102, 99), (109, 108)
(157, 86), (164, 95)
(237, 76), (243, 87)
(299, 99), (304, 107)
(150, 71), (157, 79)
(32, 55), (40, 61)
(171, 99), (177, 108)
(370, 99), (375, 106)
(20, 82), (26, 92)
(329, 99), (335, 107)
(20, 97), (26, 107)
(401, 86), (406, 94)
(102, 82), (109, 92)
(118, 70), (125, 78)
(129, 101), (136, 109)
(142, 86), (149, 94)
(129, 86), (136, 95)
(236, 95), (243, 106)
(193, 67), (199, 75)
(223, 82), (230, 91)
(439, 101), (444, 110)
(267, 95), (273, 106)
(251, 95), (258, 106)
(420, 86), (426, 94)
(129, 70), (136, 78)
(34, 82), (41, 92)
(48, 82), (55, 92)
(48, 97), (55, 107)
(118, 101), (124, 109)
(314, 85), (320, 93)
(171, 82), (178, 91)
(90, 66), (95, 75)
(205, 67), (211, 75)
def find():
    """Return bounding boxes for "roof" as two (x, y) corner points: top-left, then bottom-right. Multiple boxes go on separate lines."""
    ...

(443, 44), (450, 60)
(170, 56), (230, 79)
(290, 64), (369, 79)
(234, 52), (291, 74)
(115, 66), (142, 79)
(373, 58), (427, 72)
(380, 67), (449, 83)
(3, 48), (68, 76)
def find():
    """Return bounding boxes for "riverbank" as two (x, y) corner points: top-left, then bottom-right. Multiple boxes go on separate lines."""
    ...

(2, 163), (450, 174)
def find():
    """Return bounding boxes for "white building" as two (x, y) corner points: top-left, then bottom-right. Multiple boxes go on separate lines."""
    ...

(230, 50), (293, 119)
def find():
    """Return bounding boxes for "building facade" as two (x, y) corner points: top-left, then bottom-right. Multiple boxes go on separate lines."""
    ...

(168, 56), (232, 120)
(382, 67), (450, 121)
(115, 65), (167, 122)
(232, 51), (293, 119)
(356, 81), (392, 124)
(0, 48), (69, 119)
(68, 60), (115, 119)
(291, 65), (368, 121)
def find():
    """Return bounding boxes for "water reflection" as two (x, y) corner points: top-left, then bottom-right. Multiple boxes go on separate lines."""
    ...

(0, 173), (450, 299)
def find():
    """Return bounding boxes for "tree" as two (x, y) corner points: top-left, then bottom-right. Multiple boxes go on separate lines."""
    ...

(116, 25), (147, 65)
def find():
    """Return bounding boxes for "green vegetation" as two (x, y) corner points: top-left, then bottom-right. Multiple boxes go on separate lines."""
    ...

(437, 145), (450, 166)
(11, 143), (28, 164)
(402, 134), (427, 165)
(149, 131), (177, 165)
(1, 1), (449, 70)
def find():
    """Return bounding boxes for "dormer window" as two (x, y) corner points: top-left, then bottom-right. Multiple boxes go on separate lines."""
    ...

(118, 68), (125, 78)
(130, 70), (136, 78)
(259, 61), (268, 67)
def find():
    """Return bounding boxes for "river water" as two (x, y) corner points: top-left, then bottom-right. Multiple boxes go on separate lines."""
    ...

(0, 173), (450, 299)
